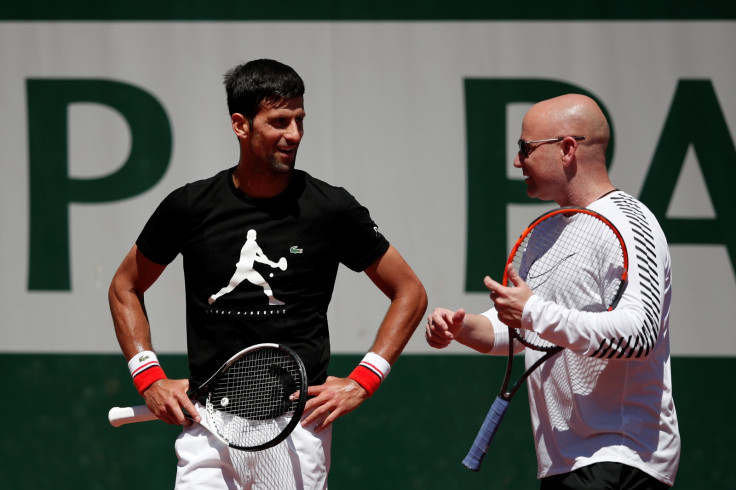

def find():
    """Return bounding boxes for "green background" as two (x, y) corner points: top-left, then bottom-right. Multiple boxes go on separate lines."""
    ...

(2, 354), (729, 489)
(1, 0), (734, 20)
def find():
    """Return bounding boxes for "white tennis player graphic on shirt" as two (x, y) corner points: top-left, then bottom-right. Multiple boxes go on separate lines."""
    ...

(208, 229), (287, 305)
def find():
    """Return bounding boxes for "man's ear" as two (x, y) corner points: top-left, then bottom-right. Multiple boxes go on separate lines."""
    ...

(560, 136), (579, 165)
(232, 113), (249, 138)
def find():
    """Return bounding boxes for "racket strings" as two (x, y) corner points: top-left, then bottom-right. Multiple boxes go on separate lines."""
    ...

(511, 211), (626, 350)
(207, 347), (305, 448)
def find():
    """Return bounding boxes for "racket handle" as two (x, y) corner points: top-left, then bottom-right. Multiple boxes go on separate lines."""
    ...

(462, 396), (511, 471)
(108, 405), (158, 427)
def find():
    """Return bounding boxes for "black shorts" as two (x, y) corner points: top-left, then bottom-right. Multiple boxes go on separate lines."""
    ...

(540, 462), (670, 490)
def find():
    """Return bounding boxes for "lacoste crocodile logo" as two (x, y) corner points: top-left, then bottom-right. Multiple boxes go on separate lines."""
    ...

(290, 246), (303, 254)
(138, 354), (150, 362)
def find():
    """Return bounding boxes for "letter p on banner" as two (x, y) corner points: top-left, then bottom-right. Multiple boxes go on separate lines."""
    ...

(26, 79), (172, 290)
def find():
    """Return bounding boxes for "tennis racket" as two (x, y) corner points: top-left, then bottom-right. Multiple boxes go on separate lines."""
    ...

(267, 257), (287, 271)
(462, 207), (628, 471)
(109, 343), (307, 452)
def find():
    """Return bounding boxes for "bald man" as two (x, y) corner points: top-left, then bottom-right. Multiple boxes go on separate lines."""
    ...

(426, 95), (680, 489)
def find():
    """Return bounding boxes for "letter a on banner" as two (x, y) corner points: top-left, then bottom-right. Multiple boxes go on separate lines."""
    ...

(640, 79), (736, 276)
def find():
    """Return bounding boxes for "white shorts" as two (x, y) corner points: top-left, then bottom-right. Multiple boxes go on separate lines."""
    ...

(174, 403), (331, 490)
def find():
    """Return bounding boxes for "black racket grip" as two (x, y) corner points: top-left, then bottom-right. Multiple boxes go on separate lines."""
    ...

(462, 396), (511, 471)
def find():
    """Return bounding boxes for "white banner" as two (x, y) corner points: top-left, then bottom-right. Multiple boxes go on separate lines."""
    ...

(0, 22), (734, 355)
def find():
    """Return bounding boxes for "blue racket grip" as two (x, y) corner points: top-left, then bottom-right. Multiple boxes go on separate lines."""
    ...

(462, 396), (510, 471)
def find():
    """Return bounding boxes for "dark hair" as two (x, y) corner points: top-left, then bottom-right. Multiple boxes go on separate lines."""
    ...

(223, 59), (305, 124)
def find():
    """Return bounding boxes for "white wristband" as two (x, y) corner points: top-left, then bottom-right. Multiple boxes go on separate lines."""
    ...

(359, 351), (391, 381)
(127, 350), (160, 378)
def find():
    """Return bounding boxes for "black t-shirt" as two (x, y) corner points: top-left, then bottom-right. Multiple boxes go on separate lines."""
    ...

(136, 168), (389, 391)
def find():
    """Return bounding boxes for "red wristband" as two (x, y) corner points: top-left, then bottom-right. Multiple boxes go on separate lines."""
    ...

(348, 352), (391, 397)
(133, 365), (167, 396)
(128, 351), (167, 396)
(349, 365), (382, 397)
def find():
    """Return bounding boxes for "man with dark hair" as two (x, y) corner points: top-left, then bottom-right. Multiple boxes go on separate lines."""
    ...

(110, 59), (427, 489)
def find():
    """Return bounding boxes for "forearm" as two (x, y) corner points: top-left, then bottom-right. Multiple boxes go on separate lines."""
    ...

(524, 295), (652, 358)
(454, 313), (496, 354)
(367, 281), (428, 364)
(108, 245), (166, 360)
(363, 245), (427, 364)
(109, 273), (176, 400)
(109, 280), (153, 360)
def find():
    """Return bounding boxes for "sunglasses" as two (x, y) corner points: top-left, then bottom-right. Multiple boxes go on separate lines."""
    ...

(517, 136), (585, 158)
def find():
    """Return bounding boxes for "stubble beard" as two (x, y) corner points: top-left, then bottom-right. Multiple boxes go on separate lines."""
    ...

(268, 147), (298, 174)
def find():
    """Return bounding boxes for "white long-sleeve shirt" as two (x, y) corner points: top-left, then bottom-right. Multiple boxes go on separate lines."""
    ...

(482, 191), (680, 485)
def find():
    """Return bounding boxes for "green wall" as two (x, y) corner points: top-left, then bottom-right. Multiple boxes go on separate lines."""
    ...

(1, 1), (733, 20)
(1, 354), (729, 488)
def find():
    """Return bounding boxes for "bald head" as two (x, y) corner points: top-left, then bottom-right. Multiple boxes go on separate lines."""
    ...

(518, 94), (615, 207)
(525, 94), (610, 156)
